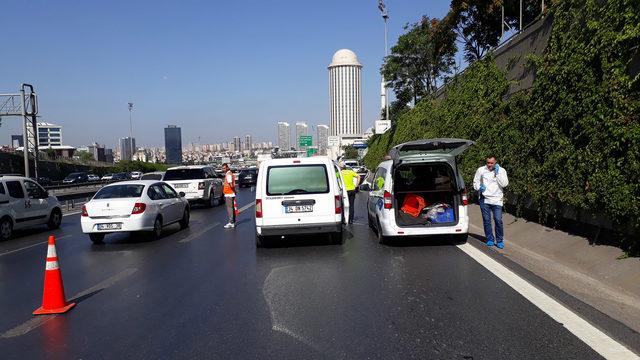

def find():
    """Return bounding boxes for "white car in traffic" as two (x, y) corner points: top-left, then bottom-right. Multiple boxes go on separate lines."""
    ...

(163, 166), (223, 208)
(81, 180), (190, 244)
(0, 175), (63, 240)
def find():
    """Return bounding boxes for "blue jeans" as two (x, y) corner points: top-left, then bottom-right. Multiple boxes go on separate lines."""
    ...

(479, 198), (504, 243)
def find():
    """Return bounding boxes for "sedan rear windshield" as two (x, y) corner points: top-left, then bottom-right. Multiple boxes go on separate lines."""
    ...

(164, 169), (205, 180)
(94, 185), (145, 199)
(267, 165), (329, 195)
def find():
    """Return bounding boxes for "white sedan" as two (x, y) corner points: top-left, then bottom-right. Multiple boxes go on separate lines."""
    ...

(81, 180), (190, 244)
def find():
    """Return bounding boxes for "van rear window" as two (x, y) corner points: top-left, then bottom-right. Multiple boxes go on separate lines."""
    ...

(267, 165), (329, 196)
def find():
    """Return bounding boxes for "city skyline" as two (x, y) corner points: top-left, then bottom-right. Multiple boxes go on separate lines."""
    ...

(0, 1), (452, 147)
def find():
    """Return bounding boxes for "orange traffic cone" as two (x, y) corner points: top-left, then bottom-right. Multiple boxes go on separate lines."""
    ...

(234, 198), (240, 216)
(33, 235), (76, 315)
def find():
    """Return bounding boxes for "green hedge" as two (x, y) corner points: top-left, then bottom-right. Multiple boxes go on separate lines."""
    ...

(364, 0), (640, 252)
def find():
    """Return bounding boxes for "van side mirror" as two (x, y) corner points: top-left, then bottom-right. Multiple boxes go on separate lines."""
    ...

(359, 183), (371, 192)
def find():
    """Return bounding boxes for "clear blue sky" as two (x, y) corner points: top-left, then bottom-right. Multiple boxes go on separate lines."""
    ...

(0, 0), (452, 148)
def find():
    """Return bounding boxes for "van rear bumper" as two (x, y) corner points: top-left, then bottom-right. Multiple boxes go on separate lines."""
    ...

(257, 222), (341, 236)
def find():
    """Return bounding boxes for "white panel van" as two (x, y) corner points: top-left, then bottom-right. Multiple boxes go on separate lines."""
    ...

(254, 157), (350, 247)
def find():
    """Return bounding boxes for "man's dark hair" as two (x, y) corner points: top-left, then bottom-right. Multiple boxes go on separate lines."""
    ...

(486, 155), (497, 161)
(221, 163), (229, 168)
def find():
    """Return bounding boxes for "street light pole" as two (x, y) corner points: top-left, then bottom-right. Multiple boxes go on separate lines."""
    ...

(128, 102), (134, 161)
(378, 0), (390, 121)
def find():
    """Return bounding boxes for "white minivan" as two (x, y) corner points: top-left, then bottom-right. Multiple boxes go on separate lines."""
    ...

(254, 157), (350, 247)
(362, 138), (474, 244)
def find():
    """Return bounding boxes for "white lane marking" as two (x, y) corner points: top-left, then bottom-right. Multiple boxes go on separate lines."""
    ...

(469, 224), (640, 311)
(63, 211), (82, 217)
(456, 243), (639, 359)
(178, 222), (220, 243)
(238, 202), (254, 213)
(0, 235), (71, 257)
(1, 268), (138, 338)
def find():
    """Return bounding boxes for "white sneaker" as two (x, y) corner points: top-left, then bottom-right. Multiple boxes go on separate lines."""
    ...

(223, 223), (233, 229)
(230, 223), (236, 228)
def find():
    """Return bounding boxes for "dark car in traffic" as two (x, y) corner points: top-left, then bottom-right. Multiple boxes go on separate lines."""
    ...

(111, 172), (130, 181)
(62, 172), (89, 184)
(238, 168), (258, 187)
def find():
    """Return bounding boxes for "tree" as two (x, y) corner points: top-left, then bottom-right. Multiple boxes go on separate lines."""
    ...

(382, 16), (457, 105)
(341, 146), (359, 160)
(75, 150), (94, 163)
(445, 0), (544, 63)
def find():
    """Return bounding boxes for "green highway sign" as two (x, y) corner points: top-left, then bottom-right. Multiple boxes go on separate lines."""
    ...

(299, 135), (312, 147)
(306, 148), (317, 157)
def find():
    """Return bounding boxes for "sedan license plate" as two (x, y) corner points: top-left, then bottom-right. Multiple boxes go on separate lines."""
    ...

(97, 223), (122, 230)
(286, 205), (313, 213)
(173, 183), (189, 189)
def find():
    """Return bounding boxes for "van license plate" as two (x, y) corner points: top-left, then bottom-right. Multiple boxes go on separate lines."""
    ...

(286, 205), (313, 213)
(97, 223), (122, 230)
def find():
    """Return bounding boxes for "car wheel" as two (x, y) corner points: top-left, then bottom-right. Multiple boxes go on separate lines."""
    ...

(377, 219), (388, 245)
(179, 209), (190, 230)
(89, 233), (105, 244)
(256, 234), (269, 248)
(149, 217), (163, 240)
(0, 217), (13, 241)
(330, 229), (344, 245)
(451, 234), (468, 244)
(47, 209), (62, 230)
(206, 192), (216, 208)
(367, 213), (374, 230)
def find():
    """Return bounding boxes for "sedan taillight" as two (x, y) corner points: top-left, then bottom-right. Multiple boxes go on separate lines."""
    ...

(81, 205), (88, 217)
(131, 203), (146, 214)
(255, 199), (263, 218)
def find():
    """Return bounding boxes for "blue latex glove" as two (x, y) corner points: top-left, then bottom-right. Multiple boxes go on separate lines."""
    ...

(479, 184), (486, 193)
(494, 164), (500, 175)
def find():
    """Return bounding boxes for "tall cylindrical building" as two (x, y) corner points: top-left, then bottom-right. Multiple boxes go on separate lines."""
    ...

(328, 49), (362, 137)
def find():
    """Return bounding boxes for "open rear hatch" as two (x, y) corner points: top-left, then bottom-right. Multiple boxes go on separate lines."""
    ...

(390, 138), (474, 228)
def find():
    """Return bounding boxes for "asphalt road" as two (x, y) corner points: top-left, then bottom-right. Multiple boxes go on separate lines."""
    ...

(1, 188), (638, 359)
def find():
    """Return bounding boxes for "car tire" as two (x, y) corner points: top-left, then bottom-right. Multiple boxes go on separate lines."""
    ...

(451, 234), (468, 244)
(377, 219), (389, 245)
(47, 209), (62, 230)
(179, 209), (190, 230)
(367, 213), (374, 230)
(0, 217), (13, 241)
(149, 217), (163, 240)
(206, 192), (215, 208)
(256, 234), (268, 248)
(89, 233), (105, 244)
(330, 229), (344, 245)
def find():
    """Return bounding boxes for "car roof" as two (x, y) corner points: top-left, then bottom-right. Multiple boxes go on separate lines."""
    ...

(142, 171), (165, 175)
(167, 165), (209, 170)
(0, 175), (29, 181)
(261, 156), (334, 167)
(102, 180), (160, 187)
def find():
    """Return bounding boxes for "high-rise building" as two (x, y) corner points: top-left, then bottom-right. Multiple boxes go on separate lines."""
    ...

(164, 125), (182, 164)
(119, 137), (136, 161)
(36, 122), (63, 147)
(277, 122), (291, 150)
(328, 49), (362, 136)
(295, 122), (308, 150)
(233, 136), (242, 152)
(244, 135), (252, 151)
(317, 124), (329, 155)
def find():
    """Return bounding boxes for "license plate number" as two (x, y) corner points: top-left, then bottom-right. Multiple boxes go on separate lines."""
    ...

(173, 183), (189, 188)
(97, 223), (122, 230)
(286, 205), (313, 213)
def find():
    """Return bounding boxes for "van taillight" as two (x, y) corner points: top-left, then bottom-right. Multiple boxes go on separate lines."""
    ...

(198, 182), (205, 190)
(462, 189), (469, 206)
(335, 195), (342, 214)
(131, 203), (146, 214)
(383, 191), (392, 209)
(255, 199), (263, 218)
(81, 205), (88, 217)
